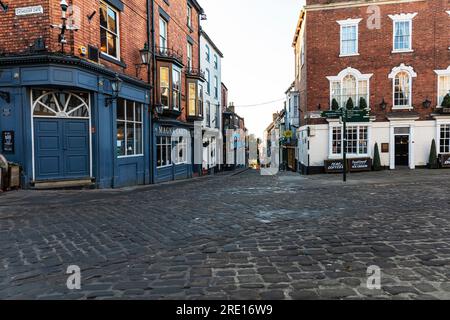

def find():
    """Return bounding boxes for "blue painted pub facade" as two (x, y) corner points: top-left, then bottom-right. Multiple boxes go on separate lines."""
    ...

(0, 54), (151, 188)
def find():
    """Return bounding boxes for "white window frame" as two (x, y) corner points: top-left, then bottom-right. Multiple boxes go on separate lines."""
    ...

(206, 44), (210, 62)
(439, 124), (450, 154)
(174, 135), (188, 165)
(214, 54), (218, 70)
(388, 63), (417, 110)
(187, 43), (193, 70)
(337, 18), (362, 57)
(435, 66), (450, 107)
(100, 1), (121, 60)
(159, 16), (168, 49)
(117, 100), (144, 158)
(327, 67), (373, 109)
(187, 4), (192, 29)
(329, 122), (371, 158)
(389, 13), (417, 53)
(156, 136), (172, 168)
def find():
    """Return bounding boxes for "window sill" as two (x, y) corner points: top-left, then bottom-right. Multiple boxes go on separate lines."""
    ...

(100, 53), (127, 68)
(157, 164), (172, 169)
(118, 154), (144, 159)
(391, 49), (414, 54)
(392, 106), (414, 110)
(339, 53), (360, 57)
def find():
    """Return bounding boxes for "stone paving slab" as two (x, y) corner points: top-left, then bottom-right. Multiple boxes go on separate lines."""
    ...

(1, 169), (450, 299)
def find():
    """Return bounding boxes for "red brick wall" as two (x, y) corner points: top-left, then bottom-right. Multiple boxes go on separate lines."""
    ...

(0, 0), (149, 80)
(154, 0), (202, 122)
(301, 0), (450, 124)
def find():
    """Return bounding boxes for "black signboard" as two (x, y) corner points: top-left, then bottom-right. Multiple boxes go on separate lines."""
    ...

(2, 131), (14, 153)
(324, 159), (345, 173)
(440, 154), (450, 168)
(348, 157), (372, 172)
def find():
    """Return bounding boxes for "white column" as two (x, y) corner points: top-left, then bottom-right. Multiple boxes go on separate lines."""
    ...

(389, 126), (395, 169)
(409, 125), (415, 169)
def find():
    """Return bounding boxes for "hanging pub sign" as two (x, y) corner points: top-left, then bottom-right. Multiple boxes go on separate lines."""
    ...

(440, 154), (450, 168)
(348, 157), (372, 172)
(324, 159), (345, 173)
(2, 131), (14, 154)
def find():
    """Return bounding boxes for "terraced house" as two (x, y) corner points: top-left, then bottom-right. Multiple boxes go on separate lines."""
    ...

(0, 0), (207, 188)
(293, 0), (450, 174)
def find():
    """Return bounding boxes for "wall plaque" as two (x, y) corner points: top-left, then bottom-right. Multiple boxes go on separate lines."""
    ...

(2, 131), (14, 153)
(381, 143), (389, 153)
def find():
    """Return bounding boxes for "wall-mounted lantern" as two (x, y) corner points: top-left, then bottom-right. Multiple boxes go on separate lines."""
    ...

(105, 74), (123, 107)
(135, 43), (151, 77)
(379, 98), (388, 110)
(423, 98), (432, 109)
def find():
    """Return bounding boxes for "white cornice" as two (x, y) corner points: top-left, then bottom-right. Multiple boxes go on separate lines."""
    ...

(337, 18), (362, 26)
(435, 66), (450, 76)
(388, 63), (417, 78)
(388, 12), (418, 21)
(306, 0), (426, 12)
(327, 67), (373, 82)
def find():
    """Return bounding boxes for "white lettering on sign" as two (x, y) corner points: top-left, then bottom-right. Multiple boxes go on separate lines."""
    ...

(351, 160), (368, 168)
(15, 5), (44, 16)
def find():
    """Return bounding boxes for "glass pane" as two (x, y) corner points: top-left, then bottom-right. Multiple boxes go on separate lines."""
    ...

(135, 103), (142, 122)
(117, 99), (125, 120)
(107, 32), (117, 57)
(100, 28), (107, 54)
(135, 123), (143, 155)
(126, 124), (135, 155)
(107, 7), (117, 33)
(126, 100), (134, 121)
(160, 67), (169, 108)
(117, 121), (125, 156)
(189, 83), (196, 115)
(100, 4), (107, 28)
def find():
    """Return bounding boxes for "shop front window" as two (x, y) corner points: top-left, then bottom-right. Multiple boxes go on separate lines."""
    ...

(116, 99), (143, 157)
(441, 124), (450, 153)
(331, 125), (368, 156)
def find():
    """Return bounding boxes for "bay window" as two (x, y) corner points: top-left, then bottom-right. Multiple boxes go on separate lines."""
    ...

(116, 99), (143, 157)
(328, 68), (372, 109)
(188, 82), (197, 116)
(158, 64), (181, 112)
(100, 1), (120, 59)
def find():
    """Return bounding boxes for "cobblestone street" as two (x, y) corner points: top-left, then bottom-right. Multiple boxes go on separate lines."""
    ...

(1, 169), (450, 300)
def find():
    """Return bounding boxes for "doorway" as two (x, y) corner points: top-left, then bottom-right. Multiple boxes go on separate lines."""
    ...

(395, 135), (409, 166)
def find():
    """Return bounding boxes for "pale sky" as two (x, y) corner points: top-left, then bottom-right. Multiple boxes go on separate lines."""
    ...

(201, 0), (305, 139)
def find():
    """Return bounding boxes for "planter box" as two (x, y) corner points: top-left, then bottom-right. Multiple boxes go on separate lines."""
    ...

(324, 159), (346, 173)
(440, 154), (450, 168)
(348, 157), (372, 172)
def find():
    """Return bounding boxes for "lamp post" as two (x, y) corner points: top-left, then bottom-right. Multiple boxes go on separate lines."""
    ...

(105, 74), (122, 107)
(51, 0), (79, 53)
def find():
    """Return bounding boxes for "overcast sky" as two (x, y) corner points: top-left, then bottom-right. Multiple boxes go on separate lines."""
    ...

(201, 0), (305, 139)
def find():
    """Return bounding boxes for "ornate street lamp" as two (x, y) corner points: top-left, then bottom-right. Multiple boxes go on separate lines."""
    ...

(105, 74), (122, 107)
(135, 43), (151, 77)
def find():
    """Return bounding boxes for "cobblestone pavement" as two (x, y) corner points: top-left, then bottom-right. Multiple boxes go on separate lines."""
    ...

(1, 169), (450, 300)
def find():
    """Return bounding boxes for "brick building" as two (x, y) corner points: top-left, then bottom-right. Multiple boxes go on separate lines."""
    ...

(151, 0), (205, 183)
(0, 0), (206, 188)
(293, 0), (450, 174)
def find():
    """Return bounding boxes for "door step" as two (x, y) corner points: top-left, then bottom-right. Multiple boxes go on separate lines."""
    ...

(32, 179), (95, 190)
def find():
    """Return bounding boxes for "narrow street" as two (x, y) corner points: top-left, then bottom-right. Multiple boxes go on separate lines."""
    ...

(1, 169), (450, 299)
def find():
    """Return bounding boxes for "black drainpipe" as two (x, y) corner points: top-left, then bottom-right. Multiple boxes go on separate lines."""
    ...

(148, 0), (156, 184)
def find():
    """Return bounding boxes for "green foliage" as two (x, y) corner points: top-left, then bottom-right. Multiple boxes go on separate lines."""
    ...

(428, 139), (438, 169)
(346, 97), (354, 109)
(359, 97), (368, 110)
(331, 98), (339, 110)
(373, 143), (382, 171)
(441, 94), (450, 108)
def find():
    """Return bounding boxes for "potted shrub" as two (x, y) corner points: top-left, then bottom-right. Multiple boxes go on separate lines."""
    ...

(346, 97), (354, 110)
(441, 94), (450, 113)
(428, 139), (439, 169)
(359, 97), (368, 110)
(373, 143), (382, 171)
(331, 98), (339, 111)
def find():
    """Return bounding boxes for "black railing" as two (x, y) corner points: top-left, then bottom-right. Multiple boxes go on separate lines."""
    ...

(156, 46), (183, 63)
(185, 68), (205, 79)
